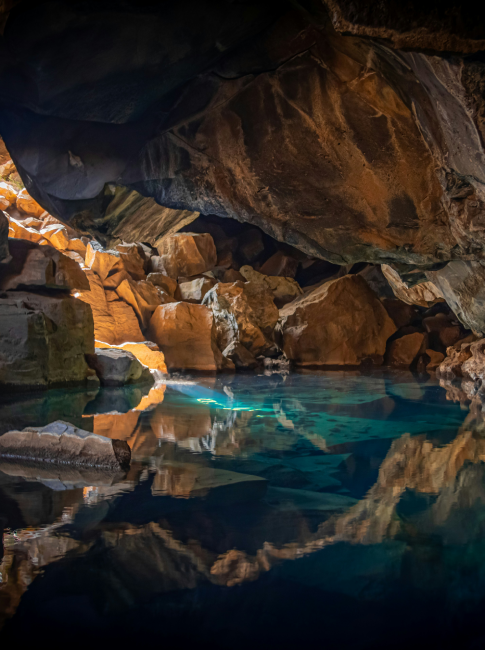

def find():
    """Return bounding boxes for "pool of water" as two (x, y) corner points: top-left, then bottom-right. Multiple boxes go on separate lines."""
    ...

(0, 370), (483, 649)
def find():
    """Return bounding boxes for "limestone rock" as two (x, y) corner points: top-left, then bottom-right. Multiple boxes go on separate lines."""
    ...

(147, 302), (222, 372)
(382, 264), (443, 307)
(0, 292), (95, 390)
(222, 341), (259, 370)
(426, 349), (445, 371)
(15, 189), (45, 218)
(0, 239), (89, 291)
(178, 276), (216, 303)
(95, 341), (167, 373)
(0, 211), (8, 262)
(259, 251), (298, 278)
(116, 243), (147, 281)
(203, 281), (278, 356)
(86, 348), (153, 387)
(155, 233), (217, 279)
(278, 275), (397, 367)
(0, 421), (131, 469)
(85, 241), (124, 280)
(386, 332), (427, 368)
(240, 265), (303, 308)
(146, 272), (177, 297)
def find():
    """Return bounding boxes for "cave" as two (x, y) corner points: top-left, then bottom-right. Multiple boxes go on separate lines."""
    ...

(2, 1), (485, 647)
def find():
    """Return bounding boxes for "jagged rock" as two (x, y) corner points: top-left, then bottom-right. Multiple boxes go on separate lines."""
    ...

(222, 341), (259, 370)
(203, 281), (278, 356)
(86, 348), (153, 387)
(147, 302), (225, 372)
(0, 239), (89, 291)
(15, 189), (45, 218)
(222, 269), (245, 283)
(259, 251), (298, 278)
(155, 233), (217, 279)
(8, 217), (46, 244)
(146, 272), (177, 297)
(239, 265), (303, 308)
(115, 278), (171, 328)
(437, 336), (477, 380)
(116, 243), (146, 281)
(85, 241), (124, 280)
(0, 292), (96, 390)
(0, 210), (8, 262)
(66, 238), (87, 259)
(39, 224), (70, 250)
(386, 332), (427, 368)
(382, 299), (418, 329)
(0, 181), (17, 206)
(0, 421), (131, 469)
(278, 275), (396, 367)
(178, 276), (216, 304)
(381, 265), (443, 307)
(95, 341), (167, 373)
(461, 339), (485, 382)
(426, 349), (445, 371)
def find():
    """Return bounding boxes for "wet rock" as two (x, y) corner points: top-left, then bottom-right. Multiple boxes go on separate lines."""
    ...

(155, 233), (217, 279)
(240, 265), (303, 308)
(95, 341), (167, 374)
(0, 239), (89, 291)
(386, 332), (427, 368)
(382, 299), (418, 329)
(86, 348), (153, 387)
(147, 302), (224, 372)
(278, 275), (396, 367)
(0, 210), (8, 262)
(116, 243), (147, 281)
(426, 349), (445, 372)
(381, 265), (443, 307)
(259, 251), (298, 278)
(222, 341), (259, 370)
(15, 189), (45, 218)
(0, 292), (96, 390)
(178, 276), (216, 304)
(0, 420), (131, 469)
(203, 281), (278, 356)
(146, 272), (177, 297)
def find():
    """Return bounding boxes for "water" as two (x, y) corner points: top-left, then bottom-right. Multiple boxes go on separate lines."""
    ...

(0, 370), (483, 649)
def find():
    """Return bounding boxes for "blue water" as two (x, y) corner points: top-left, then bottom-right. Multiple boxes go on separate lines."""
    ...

(0, 370), (482, 649)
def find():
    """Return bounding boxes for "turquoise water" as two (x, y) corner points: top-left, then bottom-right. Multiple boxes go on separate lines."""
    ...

(0, 371), (483, 649)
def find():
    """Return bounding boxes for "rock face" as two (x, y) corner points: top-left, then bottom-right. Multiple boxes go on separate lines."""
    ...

(86, 348), (153, 387)
(381, 265), (443, 308)
(0, 421), (131, 469)
(278, 275), (396, 367)
(147, 302), (223, 372)
(0, 292), (95, 390)
(155, 233), (217, 279)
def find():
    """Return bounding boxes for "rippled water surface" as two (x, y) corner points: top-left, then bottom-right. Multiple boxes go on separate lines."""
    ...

(1, 371), (483, 649)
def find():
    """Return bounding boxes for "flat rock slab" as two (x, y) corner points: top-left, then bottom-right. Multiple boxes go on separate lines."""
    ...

(0, 420), (131, 469)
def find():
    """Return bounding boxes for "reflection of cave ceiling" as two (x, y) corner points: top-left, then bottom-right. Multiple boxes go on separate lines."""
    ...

(0, 1), (485, 268)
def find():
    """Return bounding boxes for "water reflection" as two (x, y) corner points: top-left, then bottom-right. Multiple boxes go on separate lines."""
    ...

(2, 372), (485, 648)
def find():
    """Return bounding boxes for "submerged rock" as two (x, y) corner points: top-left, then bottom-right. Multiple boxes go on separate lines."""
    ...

(278, 275), (396, 367)
(86, 348), (153, 387)
(0, 420), (131, 469)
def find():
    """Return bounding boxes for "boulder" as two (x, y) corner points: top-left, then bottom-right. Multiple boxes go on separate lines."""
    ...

(386, 332), (427, 368)
(116, 278), (171, 328)
(0, 421), (131, 469)
(86, 348), (154, 387)
(382, 299), (418, 329)
(222, 341), (259, 370)
(259, 251), (298, 278)
(0, 239), (89, 291)
(0, 292), (96, 390)
(240, 265), (303, 307)
(116, 242), (146, 281)
(15, 189), (46, 218)
(222, 269), (245, 283)
(426, 349), (445, 372)
(155, 232), (217, 279)
(381, 264), (443, 307)
(8, 217), (47, 244)
(278, 275), (397, 367)
(95, 341), (167, 373)
(40, 224), (70, 250)
(0, 181), (17, 206)
(85, 241), (124, 280)
(0, 211), (8, 262)
(203, 281), (278, 356)
(146, 272), (177, 297)
(147, 302), (224, 372)
(66, 238), (87, 259)
(178, 276), (216, 303)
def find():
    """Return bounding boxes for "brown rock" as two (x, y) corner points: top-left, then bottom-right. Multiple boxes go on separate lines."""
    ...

(240, 265), (303, 308)
(439, 325), (462, 348)
(382, 299), (417, 329)
(381, 265), (443, 307)
(279, 275), (396, 367)
(156, 232), (217, 279)
(146, 272), (178, 297)
(85, 241), (124, 280)
(238, 229), (264, 264)
(0, 421), (130, 469)
(437, 337), (476, 380)
(116, 242), (147, 281)
(178, 276), (216, 303)
(0, 239), (89, 291)
(461, 339), (485, 382)
(107, 300), (145, 344)
(116, 277), (172, 328)
(386, 332), (427, 368)
(15, 189), (46, 218)
(86, 348), (153, 386)
(102, 268), (131, 290)
(426, 349), (445, 372)
(147, 302), (222, 372)
(95, 341), (167, 373)
(0, 292), (96, 389)
(259, 251), (298, 278)
(222, 341), (259, 370)
(222, 269), (245, 283)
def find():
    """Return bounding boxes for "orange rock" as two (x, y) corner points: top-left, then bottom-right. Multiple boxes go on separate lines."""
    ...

(116, 278), (172, 328)
(116, 242), (146, 280)
(66, 238), (87, 259)
(8, 217), (46, 244)
(146, 272), (177, 297)
(102, 268), (131, 290)
(0, 181), (17, 206)
(426, 349), (445, 371)
(135, 385), (167, 411)
(40, 224), (70, 250)
(85, 241), (124, 280)
(41, 215), (79, 238)
(77, 269), (116, 344)
(222, 269), (245, 283)
(108, 300), (145, 344)
(147, 302), (222, 372)
(22, 217), (44, 230)
(92, 411), (141, 441)
(96, 340), (167, 373)
(0, 196), (9, 210)
(156, 232), (217, 278)
(178, 276), (216, 303)
(16, 188), (46, 218)
(386, 332), (427, 368)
